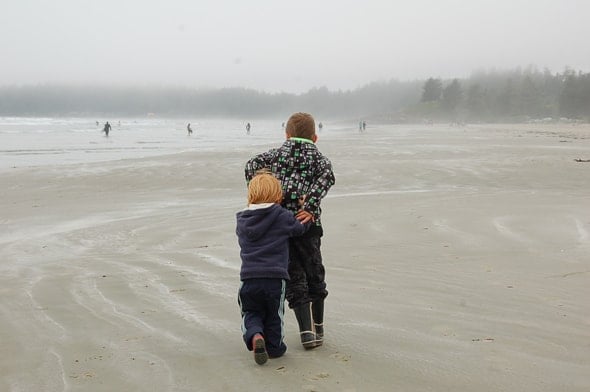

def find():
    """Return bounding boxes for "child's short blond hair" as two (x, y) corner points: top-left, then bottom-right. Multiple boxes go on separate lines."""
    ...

(286, 112), (316, 140)
(248, 173), (283, 205)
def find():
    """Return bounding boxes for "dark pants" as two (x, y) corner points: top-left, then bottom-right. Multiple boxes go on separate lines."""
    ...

(238, 278), (287, 358)
(286, 230), (328, 309)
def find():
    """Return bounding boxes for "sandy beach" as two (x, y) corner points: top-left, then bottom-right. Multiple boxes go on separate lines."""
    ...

(1, 123), (589, 391)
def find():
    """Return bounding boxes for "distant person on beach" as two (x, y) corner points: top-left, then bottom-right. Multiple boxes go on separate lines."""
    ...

(187, 123), (193, 135)
(246, 122), (251, 135)
(245, 112), (335, 350)
(103, 121), (111, 137)
(318, 122), (323, 132)
(237, 173), (310, 365)
(281, 122), (285, 129)
(96, 121), (99, 126)
(362, 120), (366, 131)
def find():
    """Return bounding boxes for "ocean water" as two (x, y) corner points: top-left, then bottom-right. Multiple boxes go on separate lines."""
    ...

(0, 117), (298, 170)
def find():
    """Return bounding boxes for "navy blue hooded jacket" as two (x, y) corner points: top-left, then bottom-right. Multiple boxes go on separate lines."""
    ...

(236, 203), (308, 281)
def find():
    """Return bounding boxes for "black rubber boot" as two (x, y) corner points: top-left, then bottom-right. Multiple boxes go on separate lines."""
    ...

(312, 299), (324, 346)
(293, 303), (318, 349)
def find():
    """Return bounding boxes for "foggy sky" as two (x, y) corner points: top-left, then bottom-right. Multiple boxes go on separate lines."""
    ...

(2, 0), (589, 93)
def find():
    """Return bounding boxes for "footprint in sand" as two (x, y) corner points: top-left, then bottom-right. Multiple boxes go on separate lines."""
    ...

(330, 352), (351, 362)
(310, 372), (330, 380)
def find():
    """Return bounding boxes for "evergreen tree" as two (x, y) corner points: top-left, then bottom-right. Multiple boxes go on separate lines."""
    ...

(421, 78), (443, 102)
(520, 76), (543, 117)
(441, 79), (463, 116)
(466, 83), (487, 120)
(495, 78), (519, 118)
(559, 71), (590, 118)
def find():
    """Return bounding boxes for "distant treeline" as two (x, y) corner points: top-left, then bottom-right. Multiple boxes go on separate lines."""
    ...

(412, 67), (590, 123)
(0, 82), (421, 119)
(0, 67), (589, 122)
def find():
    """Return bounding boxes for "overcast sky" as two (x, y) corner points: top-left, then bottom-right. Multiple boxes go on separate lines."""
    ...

(1, 0), (589, 93)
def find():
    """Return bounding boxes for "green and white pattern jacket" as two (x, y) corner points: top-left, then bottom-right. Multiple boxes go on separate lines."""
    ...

(245, 137), (335, 228)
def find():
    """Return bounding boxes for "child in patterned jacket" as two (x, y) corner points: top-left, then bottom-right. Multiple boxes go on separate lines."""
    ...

(245, 112), (335, 349)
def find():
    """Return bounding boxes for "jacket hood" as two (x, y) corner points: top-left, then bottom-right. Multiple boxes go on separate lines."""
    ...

(236, 204), (282, 241)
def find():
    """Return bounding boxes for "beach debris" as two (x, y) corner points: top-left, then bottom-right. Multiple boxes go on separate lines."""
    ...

(472, 337), (495, 342)
(574, 158), (590, 162)
(275, 366), (287, 374)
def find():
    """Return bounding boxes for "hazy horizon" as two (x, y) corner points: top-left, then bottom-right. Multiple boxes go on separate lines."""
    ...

(2, 0), (589, 93)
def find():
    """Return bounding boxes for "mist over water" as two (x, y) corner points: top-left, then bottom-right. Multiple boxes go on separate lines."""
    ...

(0, 117), (354, 169)
(0, 117), (279, 169)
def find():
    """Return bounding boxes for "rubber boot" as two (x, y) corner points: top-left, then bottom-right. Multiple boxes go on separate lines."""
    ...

(293, 303), (318, 349)
(312, 299), (324, 346)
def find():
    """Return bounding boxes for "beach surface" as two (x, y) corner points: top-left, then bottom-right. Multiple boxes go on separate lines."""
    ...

(1, 123), (589, 391)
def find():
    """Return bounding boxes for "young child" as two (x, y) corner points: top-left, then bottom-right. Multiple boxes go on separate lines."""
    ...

(245, 112), (335, 349)
(236, 173), (309, 365)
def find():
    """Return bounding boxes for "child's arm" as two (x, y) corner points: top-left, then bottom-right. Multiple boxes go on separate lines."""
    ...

(295, 195), (315, 224)
(283, 210), (311, 236)
(244, 149), (277, 182)
(302, 157), (335, 216)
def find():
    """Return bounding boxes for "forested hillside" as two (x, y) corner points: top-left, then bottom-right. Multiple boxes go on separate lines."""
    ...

(1, 67), (588, 122)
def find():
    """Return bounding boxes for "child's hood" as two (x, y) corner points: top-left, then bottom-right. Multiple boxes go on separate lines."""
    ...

(236, 203), (282, 241)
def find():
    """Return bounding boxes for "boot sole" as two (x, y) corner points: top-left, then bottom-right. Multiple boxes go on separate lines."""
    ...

(253, 337), (268, 365)
(304, 339), (323, 349)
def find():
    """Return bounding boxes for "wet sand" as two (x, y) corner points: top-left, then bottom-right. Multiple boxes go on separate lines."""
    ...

(1, 123), (589, 391)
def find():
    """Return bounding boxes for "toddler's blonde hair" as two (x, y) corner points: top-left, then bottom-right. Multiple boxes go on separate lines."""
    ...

(248, 173), (283, 205)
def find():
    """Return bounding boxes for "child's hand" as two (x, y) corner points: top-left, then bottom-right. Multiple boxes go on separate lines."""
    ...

(296, 210), (314, 224)
(298, 195), (307, 207)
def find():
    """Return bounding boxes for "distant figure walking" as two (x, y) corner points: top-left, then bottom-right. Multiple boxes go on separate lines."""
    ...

(246, 122), (251, 135)
(103, 121), (111, 137)
(187, 123), (193, 135)
(96, 121), (99, 126)
(358, 121), (363, 133)
(318, 122), (323, 132)
(362, 120), (366, 131)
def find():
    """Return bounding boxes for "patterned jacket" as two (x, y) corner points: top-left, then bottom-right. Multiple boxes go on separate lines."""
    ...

(245, 137), (335, 228)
